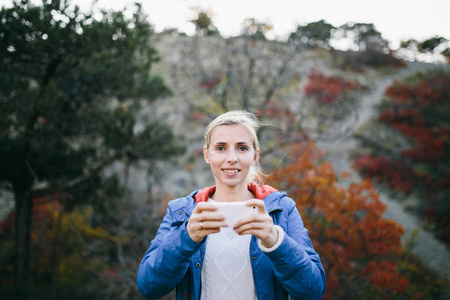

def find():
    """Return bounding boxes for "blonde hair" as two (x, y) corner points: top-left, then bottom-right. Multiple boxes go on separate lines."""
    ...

(204, 110), (265, 186)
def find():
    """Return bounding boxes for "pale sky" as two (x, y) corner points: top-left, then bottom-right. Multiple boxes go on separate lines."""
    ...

(4, 0), (450, 49)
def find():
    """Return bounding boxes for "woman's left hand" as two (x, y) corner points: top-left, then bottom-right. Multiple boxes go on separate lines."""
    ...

(233, 199), (278, 248)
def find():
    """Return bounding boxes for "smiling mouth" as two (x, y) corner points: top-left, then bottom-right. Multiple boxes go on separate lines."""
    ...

(222, 169), (240, 175)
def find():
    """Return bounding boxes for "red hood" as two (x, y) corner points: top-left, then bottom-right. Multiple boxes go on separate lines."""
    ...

(194, 183), (279, 203)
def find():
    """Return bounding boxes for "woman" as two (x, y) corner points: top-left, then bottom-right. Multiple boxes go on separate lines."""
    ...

(137, 111), (326, 300)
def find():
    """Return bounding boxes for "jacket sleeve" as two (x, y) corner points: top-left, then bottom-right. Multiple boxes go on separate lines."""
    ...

(265, 200), (326, 300)
(137, 201), (202, 299)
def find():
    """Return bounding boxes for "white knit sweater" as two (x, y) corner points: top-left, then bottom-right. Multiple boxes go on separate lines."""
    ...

(199, 198), (256, 300)
(200, 199), (285, 299)
(200, 226), (257, 300)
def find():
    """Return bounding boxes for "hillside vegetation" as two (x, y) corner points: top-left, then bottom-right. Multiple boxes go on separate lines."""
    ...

(1, 2), (449, 299)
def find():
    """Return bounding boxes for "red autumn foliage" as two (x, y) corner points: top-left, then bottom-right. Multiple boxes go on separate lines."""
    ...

(0, 195), (64, 235)
(354, 72), (450, 245)
(200, 77), (221, 91)
(304, 71), (360, 104)
(255, 100), (296, 119)
(270, 142), (408, 298)
(0, 195), (64, 291)
(401, 136), (444, 163)
(378, 109), (445, 163)
(353, 155), (418, 193)
(386, 74), (450, 106)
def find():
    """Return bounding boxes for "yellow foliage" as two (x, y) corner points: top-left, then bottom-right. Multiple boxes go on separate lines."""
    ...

(53, 206), (117, 242)
(26, 202), (119, 286)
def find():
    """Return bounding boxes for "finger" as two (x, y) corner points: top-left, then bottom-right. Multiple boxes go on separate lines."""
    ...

(200, 220), (227, 230)
(233, 213), (264, 228)
(187, 219), (223, 242)
(194, 202), (219, 213)
(235, 206), (273, 226)
(249, 228), (279, 248)
(190, 204), (223, 225)
(195, 211), (226, 223)
(235, 223), (278, 246)
(234, 218), (266, 232)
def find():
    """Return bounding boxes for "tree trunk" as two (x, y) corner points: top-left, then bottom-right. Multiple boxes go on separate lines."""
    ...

(11, 57), (62, 298)
(13, 187), (33, 299)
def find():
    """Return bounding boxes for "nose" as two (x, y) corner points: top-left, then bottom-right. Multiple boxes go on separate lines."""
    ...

(226, 149), (238, 163)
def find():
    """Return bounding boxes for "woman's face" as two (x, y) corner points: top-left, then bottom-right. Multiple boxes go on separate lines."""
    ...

(204, 124), (259, 191)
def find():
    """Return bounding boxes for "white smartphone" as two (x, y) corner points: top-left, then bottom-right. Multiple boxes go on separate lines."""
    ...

(214, 201), (259, 227)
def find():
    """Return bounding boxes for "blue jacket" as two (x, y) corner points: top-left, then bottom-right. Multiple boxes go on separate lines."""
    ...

(137, 185), (326, 300)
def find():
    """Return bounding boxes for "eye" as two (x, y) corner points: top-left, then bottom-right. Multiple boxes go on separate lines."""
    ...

(215, 146), (226, 151)
(238, 146), (249, 152)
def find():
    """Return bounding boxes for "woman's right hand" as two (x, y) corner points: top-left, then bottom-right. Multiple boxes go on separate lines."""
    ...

(186, 202), (226, 243)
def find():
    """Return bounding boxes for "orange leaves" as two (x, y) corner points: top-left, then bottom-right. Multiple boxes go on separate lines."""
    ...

(362, 261), (410, 295)
(270, 141), (408, 298)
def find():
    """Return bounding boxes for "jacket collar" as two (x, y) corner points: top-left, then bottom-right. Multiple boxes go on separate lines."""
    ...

(193, 183), (279, 203)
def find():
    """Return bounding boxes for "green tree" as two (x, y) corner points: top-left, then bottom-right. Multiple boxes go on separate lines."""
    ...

(288, 19), (335, 49)
(418, 36), (448, 53)
(191, 11), (219, 36)
(0, 0), (181, 298)
(341, 22), (388, 52)
(399, 37), (450, 63)
(400, 39), (419, 49)
(331, 22), (404, 69)
(442, 47), (450, 63)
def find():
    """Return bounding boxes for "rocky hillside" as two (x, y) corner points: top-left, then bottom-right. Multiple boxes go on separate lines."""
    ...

(143, 33), (450, 278)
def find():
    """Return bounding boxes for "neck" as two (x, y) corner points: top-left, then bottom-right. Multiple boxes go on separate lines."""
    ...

(212, 184), (254, 202)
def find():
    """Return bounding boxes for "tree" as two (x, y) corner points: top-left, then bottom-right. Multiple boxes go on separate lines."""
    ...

(191, 11), (219, 36)
(173, 33), (299, 113)
(0, 0), (181, 297)
(340, 22), (388, 52)
(288, 20), (335, 49)
(241, 18), (272, 41)
(331, 22), (406, 69)
(442, 47), (450, 63)
(400, 39), (419, 50)
(397, 36), (449, 63)
(418, 36), (448, 53)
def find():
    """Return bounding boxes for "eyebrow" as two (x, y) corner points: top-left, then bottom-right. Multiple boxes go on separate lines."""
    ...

(212, 141), (252, 146)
